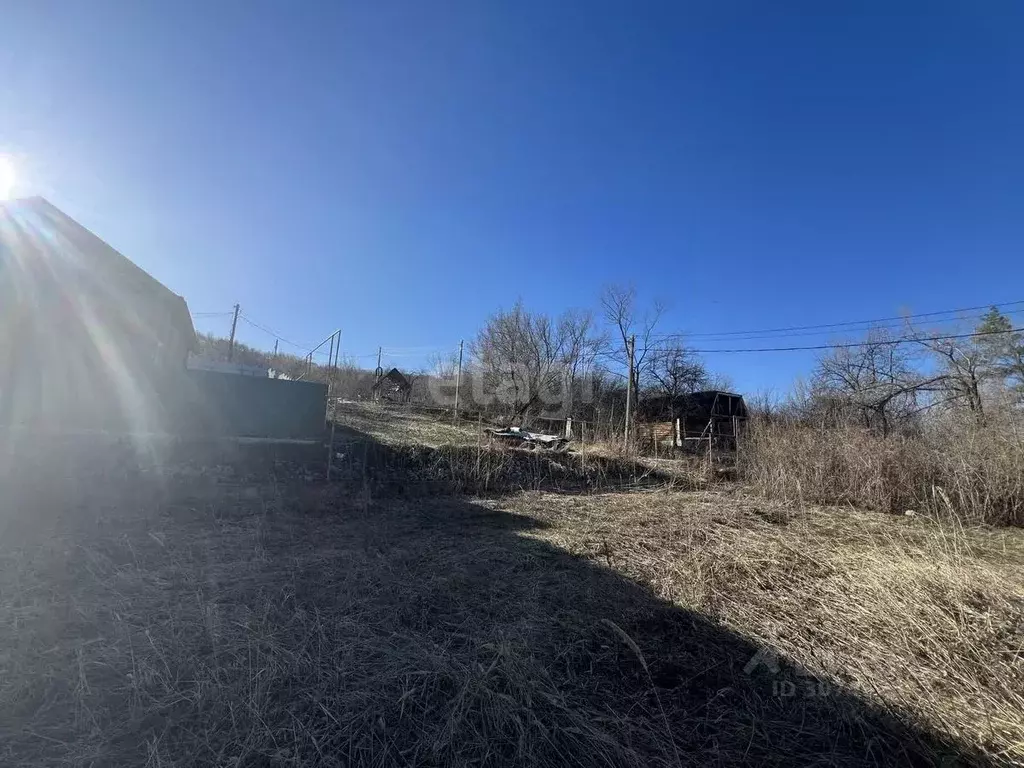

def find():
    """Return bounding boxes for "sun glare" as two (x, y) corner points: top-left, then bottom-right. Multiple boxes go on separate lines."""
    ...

(0, 156), (17, 200)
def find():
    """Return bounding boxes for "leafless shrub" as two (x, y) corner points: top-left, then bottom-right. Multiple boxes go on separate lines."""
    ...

(740, 411), (1024, 526)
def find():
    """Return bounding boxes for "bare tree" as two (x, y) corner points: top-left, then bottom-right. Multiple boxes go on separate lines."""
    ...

(559, 309), (604, 420)
(599, 284), (665, 396)
(812, 329), (925, 435)
(471, 302), (571, 424)
(427, 350), (460, 380)
(708, 372), (736, 392)
(909, 327), (986, 420)
(642, 343), (708, 399)
(747, 388), (782, 423)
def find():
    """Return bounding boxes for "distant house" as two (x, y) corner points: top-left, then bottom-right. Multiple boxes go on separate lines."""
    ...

(0, 197), (196, 429)
(372, 367), (412, 403)
(636, 391), (748, 450)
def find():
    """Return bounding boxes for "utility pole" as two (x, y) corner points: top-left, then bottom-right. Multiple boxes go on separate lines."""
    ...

(374, 347), (383, 401)
(273, 339), (278, 357)
(453, 339), (464, 421)
(624, 334), (635, 444)
(326, 329), (342, 481)
(228, 303), (240, 361)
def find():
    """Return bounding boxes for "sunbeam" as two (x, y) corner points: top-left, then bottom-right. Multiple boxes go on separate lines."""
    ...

(0, 156), (16, 200)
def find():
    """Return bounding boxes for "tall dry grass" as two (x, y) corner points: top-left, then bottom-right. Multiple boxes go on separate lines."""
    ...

(740, 414), (1024, 526)
(331, 400), (701, 495)
(330, 438), (697, 495)
(511, 490), (1024, 764)
(6, 447), (1019, 766)
(3, 416), (1022, 765)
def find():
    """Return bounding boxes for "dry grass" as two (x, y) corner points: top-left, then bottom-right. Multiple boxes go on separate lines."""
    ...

(741, 417), (1024, 526)
(329, 401), (700, 495)
(330, 434), (693, 497)
(1, 414), (1023, 766)
(332, 401), (480, 448)
(509, 489), (1024, 764)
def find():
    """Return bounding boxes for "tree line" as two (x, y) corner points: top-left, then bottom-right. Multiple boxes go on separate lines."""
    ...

(426, 285), (732, 431)
(780, 307), (1024, 435)
(194, 294), (1024, 438)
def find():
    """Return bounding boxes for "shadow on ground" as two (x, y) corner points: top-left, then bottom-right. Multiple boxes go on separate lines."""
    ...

(0, 427), (994, 766)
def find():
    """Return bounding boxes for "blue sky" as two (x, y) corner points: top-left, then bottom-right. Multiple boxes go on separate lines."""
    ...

(2, 1), (1022, 392)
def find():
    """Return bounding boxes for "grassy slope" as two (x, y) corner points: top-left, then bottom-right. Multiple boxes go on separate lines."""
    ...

(332, 401), (481, 448)
(1, 405), (1022, 766)
(505, 490), (1024, 764)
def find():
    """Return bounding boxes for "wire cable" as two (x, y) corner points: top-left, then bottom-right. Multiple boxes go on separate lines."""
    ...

(206, 299), (1023, 367)
(238, 314), (313, 352)
(658, 327), (1022, 355)
(648, 307), (1024, 344)
(650, 299), (1024, 342)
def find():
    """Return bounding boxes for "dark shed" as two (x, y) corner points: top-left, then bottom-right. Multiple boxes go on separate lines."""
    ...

(637, 391), (748, 449)
(372, 368), (412, 403)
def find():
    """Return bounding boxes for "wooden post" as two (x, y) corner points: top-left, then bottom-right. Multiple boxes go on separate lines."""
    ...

(373, 347), (383, 402)
(707, 418), (713, 468)
(476, 411), (484, 481)
(623, 335), (635, 445)
(453, 339), (464, 423)
(227, 303), (240, 361)
(580, 420), (587, 474)
(326, 329), (341, 480)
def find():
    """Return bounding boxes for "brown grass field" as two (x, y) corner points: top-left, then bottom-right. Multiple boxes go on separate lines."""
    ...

(1, 403), (1022, 766)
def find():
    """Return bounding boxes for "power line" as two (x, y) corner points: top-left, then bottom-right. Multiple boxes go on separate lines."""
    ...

(592, 327), (1020, 358)
(237, 313), (312, 352)
(650, 299), (1024, 342)
(661, 327), (1022, 355)
(206, 298), (1023, 367)
(369, 324), (1021, 369)
(652, 307), (1024, 344)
